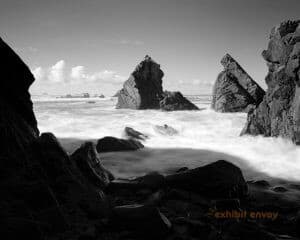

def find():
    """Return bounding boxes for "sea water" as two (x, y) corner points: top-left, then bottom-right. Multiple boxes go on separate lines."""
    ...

(33, 96), (300, 181)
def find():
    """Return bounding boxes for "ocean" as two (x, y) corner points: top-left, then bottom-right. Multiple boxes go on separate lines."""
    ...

(33, 96), (300, 181)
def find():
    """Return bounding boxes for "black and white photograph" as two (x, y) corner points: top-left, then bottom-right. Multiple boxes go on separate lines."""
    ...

(1, 0), (300, 239)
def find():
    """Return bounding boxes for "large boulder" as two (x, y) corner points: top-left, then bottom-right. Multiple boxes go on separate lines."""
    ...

(160, 91), (199, 111)
(116, 55), (164, 109)
(71, 142), (114, 189)
(116, 55), (199, 111)
(211, 54), (265, 112)
(241, 20), (300, 144)
(165, 160), (248, 199)
(0, 37), (39, 160)
(96, 136), (144, 153)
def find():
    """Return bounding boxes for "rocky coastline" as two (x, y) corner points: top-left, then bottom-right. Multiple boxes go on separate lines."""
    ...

(1, 20), (300, 240)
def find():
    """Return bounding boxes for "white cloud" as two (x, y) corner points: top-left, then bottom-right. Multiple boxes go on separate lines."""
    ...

(49, 60), (65, 83)
(192, 79), (214, 87)
(70, 66), (86, 80)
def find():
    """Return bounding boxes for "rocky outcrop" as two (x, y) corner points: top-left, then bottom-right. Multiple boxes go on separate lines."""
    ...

(70, 142), (114, 189)
(211, 54), (265, 112)
(116, 55), (199, 111)
(116, 55), (164, 109)
(0, 37), (39, 160)
(96, 136), (144, 153)
(160, 91), (199, 111)
(165, 160), (248, 198)
(241, 20), (300, 144)
(124, 127), (149, 141)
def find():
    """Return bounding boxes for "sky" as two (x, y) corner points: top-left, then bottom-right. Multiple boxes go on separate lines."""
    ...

(1, 0), (300, 96)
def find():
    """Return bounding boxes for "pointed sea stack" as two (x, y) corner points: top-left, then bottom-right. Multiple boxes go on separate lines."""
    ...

(241, 20), (300, 144)
(211, 54), (265, 112)
(116, 55), (164, 109)
(116, 55), (199, 111)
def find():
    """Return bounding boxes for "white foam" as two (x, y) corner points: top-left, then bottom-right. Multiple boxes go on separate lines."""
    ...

(33, 98), (300, 181)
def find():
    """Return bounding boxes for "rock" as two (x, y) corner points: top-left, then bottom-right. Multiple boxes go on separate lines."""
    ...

(134, 172), (166, 190)
(96, 136), (144, 153)
(116, 55), (164, 109)
(71, 142), (114, 189)
(124, 127), (148, 141)
(248, 180), (271, 188)
(0, 37), (39, 160)
(160, 91), (199, 111)
(241, 20), (300, 144)
(215, 198), (241, 210)
(154, 124), (178, 136)
(165, 160), (248, 198)
(272, 186), (288, 192)
(211, 54), (265, 112)
(112, 204), (171, 238)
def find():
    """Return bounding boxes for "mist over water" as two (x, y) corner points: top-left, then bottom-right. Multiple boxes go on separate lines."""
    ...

(33, 96), (300, 181)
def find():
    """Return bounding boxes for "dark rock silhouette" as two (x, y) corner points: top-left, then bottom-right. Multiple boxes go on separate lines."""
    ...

(116, 55), (164, 109)
(96, 136), (144, 153)
(241, 20), (300, 144)
(160, 91), (199, 111)
(211, 54), (265, 112)
(70, 142), (114, 189)
(0, 37), (39, 159)
(116, 55), (199, 111)
(165, 160), (248, 198)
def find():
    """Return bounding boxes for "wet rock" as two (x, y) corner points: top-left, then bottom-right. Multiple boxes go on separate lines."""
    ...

(96, 136), (144, 153)
(165, 160), (248, 198)
(241, 20), (300, 144)
(176, 167), (189, 173)
(215, 198), (241, 211)
(124, 127), (148, 141)
(160, 91), (199, 111)
(134, 172), (166, 190)
(112, 204), (171, 238)
(248, 179), (271, 188)
(272, 186), (288, 192)
(71, 142), (114, 189)
(211, 54), (265, 112)
(116, 55), (164, 109)
(154, 124), (178, 136)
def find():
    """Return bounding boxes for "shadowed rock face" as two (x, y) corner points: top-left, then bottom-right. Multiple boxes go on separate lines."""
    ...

(212, 54), (265, 112)
(116, 55), (198, 111)
(116, 55), (164, 109)
(0, 37), (39, 159)
(241, 20), (300, 144)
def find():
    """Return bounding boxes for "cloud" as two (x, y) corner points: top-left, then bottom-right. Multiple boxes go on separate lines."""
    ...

(70, 66), (126, 84)
(32, 67), (45, 81)
(191, 79), (214, 87)
(107, 39), (145, 46)
(49, 60), (66, 83)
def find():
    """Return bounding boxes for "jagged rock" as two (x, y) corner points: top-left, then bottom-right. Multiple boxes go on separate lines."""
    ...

(241, 20), (300, 144)
(211, 54), (265, 112)
(96, 136), (144, 153)
(116, 55), (164, 109)
(0, 37), (39, 160)
(160, 91), (199, 111)
(116, 55), (199, 111)
(165, 160), (248, 198)
(71, 142), (114, 189)
(124, 127), (148, 141)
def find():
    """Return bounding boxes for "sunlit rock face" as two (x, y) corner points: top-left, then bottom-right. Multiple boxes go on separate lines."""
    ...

(241, 20), (300, 144)
(211, 53), (265, 113)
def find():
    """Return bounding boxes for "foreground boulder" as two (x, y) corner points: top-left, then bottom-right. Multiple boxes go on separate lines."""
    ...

(116, 55), (198, 111)
(96, 136), (144, 153)
(71, 142), (114, 189)
(160, 91), (199, 111)
(241, 20), (300, 144)
(165, 160), (248, 198)
(211, 54), (265, 112)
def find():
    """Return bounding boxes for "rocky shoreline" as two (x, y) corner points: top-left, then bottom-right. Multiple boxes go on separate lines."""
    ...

(1, 20), (300, 240)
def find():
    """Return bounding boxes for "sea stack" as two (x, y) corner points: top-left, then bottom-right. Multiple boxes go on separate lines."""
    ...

(116, 55), (199, 111)
(241, 20), (300, 144)
(211, 54), (265, 112)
